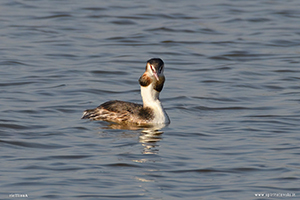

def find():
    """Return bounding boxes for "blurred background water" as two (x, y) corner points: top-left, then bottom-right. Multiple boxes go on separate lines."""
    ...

(1, 0), (300, 199)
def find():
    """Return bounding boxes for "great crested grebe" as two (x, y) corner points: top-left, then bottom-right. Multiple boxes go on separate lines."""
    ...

(82, 58), (170, 125)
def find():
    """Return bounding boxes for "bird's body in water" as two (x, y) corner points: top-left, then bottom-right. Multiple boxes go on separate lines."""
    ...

(82, 58), (170, 126)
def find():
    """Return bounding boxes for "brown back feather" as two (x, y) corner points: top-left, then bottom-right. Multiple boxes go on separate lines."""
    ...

(91, 100), (154, 124)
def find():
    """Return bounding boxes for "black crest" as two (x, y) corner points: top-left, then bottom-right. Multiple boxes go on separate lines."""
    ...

(147, 58), (164, 67)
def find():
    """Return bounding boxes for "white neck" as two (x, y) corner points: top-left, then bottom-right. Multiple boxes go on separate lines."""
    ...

(140, 84), (170, 124)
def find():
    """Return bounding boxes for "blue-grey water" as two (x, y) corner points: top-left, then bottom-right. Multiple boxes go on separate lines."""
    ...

(1, 0), (300, 199)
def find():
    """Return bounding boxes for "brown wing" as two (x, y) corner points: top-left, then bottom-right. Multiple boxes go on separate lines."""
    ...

(100, 100), (142, 113)
(82, 100), (154, 124)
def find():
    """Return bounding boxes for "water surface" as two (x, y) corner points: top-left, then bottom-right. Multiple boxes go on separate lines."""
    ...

(1, 0), (300, 199)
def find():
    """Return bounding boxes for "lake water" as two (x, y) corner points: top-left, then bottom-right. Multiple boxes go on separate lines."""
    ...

(1, 0), (299, 199)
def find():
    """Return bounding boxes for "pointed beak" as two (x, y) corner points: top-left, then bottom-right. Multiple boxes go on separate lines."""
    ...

(153, 72), (159, 81)
(149, 65), (160, 81)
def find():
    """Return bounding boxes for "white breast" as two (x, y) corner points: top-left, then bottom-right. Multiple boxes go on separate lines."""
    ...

(140, 84), (170, 124)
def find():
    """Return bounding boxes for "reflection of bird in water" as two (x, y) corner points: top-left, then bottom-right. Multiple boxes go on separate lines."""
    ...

(82, 58), (170, 126)
(100, 123), (164, 155)
(140, 128), (164, 155)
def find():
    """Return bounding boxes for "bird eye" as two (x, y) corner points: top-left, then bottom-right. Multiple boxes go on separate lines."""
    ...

(158, 67), (163, 73)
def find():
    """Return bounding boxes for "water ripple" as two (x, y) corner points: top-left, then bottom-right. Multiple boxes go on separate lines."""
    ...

(0, 139), (69, 149)
(1, 0), (300, 199)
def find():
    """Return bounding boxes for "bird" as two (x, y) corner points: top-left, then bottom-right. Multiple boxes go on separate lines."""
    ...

(82, 58), (170, 126)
